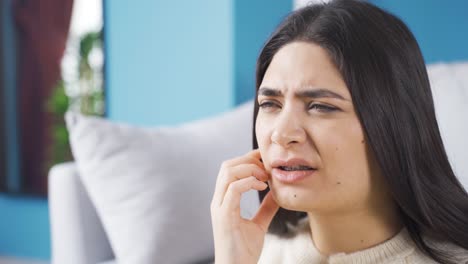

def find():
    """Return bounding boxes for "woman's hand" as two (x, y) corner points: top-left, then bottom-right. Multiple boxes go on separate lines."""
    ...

(210, 149), (280, 264)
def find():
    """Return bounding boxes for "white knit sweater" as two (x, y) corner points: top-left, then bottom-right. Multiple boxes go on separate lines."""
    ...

(258, 218), (468, 264)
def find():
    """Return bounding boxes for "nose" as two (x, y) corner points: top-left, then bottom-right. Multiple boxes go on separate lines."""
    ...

(271, 109), (306, 148)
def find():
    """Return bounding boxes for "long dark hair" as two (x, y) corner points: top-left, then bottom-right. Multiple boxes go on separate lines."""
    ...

(252, 1), (468, 263)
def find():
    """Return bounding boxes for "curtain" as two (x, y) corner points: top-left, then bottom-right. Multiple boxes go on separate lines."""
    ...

(15, 0), (74, 195)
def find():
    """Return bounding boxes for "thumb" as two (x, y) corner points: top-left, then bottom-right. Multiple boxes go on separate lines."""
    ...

(252, 191), (279, 233)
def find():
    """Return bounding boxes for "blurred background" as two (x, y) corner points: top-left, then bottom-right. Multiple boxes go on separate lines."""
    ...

(0, 0), (467, 262)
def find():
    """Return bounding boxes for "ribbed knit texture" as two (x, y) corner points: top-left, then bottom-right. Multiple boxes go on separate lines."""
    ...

(258, 217), (468, 264)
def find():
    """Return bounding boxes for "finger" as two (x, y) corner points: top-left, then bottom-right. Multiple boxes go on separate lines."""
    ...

(226, 163), (269, 182)
(211, 149), (265, 207)
(251, 191), (279, 233)
(216, 150), (265, 192)
(246, 149), (262, 160)
(221, 176), (268, 212)
(212, 164), (269, 207)
(221, 149), (264, 169)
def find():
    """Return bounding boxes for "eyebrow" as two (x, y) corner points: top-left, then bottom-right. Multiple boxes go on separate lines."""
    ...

(258, 87), (348, 101)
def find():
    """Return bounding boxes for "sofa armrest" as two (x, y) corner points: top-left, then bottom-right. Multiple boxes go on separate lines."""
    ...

(49, 162), (114, 264)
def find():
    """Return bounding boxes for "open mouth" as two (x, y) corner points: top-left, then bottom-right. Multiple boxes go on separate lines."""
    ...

(272, 162), (317, 183)
(278, 165), (315, 171)
(271, 158), (318, 182)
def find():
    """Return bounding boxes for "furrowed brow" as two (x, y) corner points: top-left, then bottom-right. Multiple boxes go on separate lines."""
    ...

(258, 87), (348, 101)
(258, 87), (282, 97)
(296, 89), (347, 100)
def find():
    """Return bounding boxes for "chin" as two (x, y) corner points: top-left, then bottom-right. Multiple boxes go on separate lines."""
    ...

(270, 184), (310, 211)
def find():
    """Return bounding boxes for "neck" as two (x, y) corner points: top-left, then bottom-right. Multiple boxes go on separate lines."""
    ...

(307, 202), (403, 256)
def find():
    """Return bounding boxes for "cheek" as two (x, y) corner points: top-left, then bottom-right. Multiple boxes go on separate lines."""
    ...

(315, 120), (372, 201)
(255, 112), (272, 142)
(255, 116), (270, 157)
(255, 113), (272, 172)
(317, 118), (366, 170)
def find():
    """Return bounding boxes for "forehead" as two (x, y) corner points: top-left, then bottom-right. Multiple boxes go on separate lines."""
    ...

(260, 41), (350, 98)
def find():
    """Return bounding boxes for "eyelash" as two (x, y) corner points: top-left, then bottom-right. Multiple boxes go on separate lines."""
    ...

(258, 101), (278, 109)
(258, 101), (338, 113)
(308, 103), (337, 113)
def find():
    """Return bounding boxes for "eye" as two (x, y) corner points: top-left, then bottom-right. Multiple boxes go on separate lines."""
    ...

(308, 103), (338, 113)
(259, 101), (280, 109)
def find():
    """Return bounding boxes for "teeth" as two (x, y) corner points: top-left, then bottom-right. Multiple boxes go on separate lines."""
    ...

(280, 165), (314, 171)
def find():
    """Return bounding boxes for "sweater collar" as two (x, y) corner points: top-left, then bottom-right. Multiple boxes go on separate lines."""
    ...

(294, 218), (415, 264)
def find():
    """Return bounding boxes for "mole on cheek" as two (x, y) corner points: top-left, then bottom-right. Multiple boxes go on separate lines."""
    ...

(294, 194), (297, 198)
(335, 147), (338, 151)
(336, 181), (341, 185)
(361, 139), (365, 144)
(360, 240), (364, 243)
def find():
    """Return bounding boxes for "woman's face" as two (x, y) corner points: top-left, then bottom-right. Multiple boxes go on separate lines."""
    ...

(256, 41), (388, 214)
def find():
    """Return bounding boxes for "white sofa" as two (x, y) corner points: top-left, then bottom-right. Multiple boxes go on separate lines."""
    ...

(49, 63), (468, 264)
(49, 162), (115, 264)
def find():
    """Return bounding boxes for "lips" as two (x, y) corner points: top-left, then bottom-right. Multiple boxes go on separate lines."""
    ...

(271, 158), (317, 170)
(270, 158), (317, 183)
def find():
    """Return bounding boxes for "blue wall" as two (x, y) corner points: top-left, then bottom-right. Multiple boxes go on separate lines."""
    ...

(233, 0), (292, 105)
(0, 196), (50, 259)
(106, 0), (291, 125)
(106, 0), (233, 125)
(370, 0), (468, 63)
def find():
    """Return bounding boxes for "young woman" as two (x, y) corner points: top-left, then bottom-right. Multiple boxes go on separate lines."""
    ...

(211, 1), (468, 263)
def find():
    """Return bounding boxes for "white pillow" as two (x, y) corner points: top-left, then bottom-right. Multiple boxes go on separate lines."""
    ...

(66, 101), (260, 264)
(427, 62), (468, 189)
